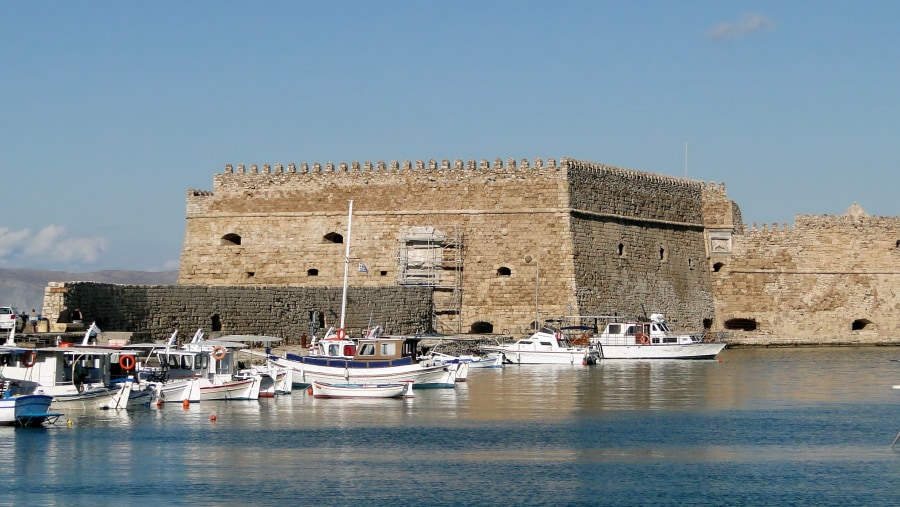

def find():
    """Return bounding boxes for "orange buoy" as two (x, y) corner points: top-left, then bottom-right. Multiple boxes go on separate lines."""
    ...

(307, 385), (313, 396)
(182, 399), (190, 409)
(156, 399), (163, 408)
(210, 414), (217, 422)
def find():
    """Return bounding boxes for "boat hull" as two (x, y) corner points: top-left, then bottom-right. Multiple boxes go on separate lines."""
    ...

(274, 356), (456, 389)
(0, 394), (59, 426)
(311, 381), (412, 399)
(594, 342), (726, 360)
(40, 380), (150, 410)
(496, 350), (599, 365)
(198, 378), (258, 401)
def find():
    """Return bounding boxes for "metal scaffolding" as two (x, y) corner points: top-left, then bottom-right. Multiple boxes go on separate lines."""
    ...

(397, 225), (463, 335)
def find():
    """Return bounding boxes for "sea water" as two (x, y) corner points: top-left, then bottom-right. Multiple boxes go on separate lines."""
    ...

(2, 347), (900, 506)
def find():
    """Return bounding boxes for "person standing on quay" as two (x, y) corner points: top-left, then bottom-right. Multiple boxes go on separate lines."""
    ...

(28, 309), (37, 333)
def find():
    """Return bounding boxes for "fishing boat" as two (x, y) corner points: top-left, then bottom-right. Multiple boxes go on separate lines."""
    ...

(569, 313), (726, 360)
(309, 380), (414, 399)
(481, 326), (601, 365)
(272, 327), (457, 388)
(423, 338), (503, 372)
(0, 326), (154, 409)
(139, 329), (261, 402)
(218, 335), (292, 397)
(269, 201), (457, 389)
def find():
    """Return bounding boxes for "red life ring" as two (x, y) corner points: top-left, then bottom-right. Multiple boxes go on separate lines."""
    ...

(119, 354), (136, 371)
(336, 328), (346, 341)
(211, 346), (227, 361)
(22, 350), (37, 368)
(637, 333), (650, 345)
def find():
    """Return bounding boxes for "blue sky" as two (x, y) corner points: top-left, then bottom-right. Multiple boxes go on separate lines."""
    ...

(2, 2), (897, 272)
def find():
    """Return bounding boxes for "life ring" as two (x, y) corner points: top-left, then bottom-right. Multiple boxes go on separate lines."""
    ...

(119, 354), (136, 371)
(22, 350), (37, 368)
(336, 328), (346, 341)
(211, 346), (227, 361)
(637, 333), (650, 345)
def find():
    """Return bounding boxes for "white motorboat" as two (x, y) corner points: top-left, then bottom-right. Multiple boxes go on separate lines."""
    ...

(573, 313), (727, 360)
(310, 380), (413, 399)
(481, 327), (601, 365)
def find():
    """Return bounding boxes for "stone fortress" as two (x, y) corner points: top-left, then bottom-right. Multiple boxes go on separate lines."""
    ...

(44, 156), (900, 345)
(171, 156), (899, 345)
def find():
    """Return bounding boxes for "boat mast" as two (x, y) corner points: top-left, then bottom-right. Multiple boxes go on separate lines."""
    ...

(339, 200), (353, 337)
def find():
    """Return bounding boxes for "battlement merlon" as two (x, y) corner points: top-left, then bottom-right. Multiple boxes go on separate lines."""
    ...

(222, 157), (566, 175)
(217, 156), (710, 188)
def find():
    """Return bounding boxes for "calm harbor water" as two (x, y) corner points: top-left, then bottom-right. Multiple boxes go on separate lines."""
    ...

(4, 347), (900, 506)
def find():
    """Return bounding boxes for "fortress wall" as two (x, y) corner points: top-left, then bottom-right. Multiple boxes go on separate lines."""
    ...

(712, 213), (900, 344)
(44, 282), (432, 342)
(176, 157), (732, 336)
(566, 159), (704, 223)
(178, 158), (577, 334)
(565, 161), (713, 331)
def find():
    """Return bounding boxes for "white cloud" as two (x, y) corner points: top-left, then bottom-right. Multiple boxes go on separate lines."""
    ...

(0, 228), (30, 257)
(706, 13), (774, 41)
(0, 225), (108, 268)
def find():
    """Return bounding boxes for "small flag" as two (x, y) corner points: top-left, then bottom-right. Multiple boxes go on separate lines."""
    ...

(358, 263), (368, 273)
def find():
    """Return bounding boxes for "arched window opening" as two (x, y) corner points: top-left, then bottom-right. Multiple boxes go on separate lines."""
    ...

(470, 321), (494, 334)
(659, 247), (666, 262)
(211, 314), (222, 332)
(851, 318), (873, 331)
(497, 267), (511, 276)
(221, 233), (241, 246)
(724, 318), (757, 331)
(617, 243), (625, 256)
(712, 262), (725, 272)
(323, 232), (343, 244)
(307, 269), (319, 276)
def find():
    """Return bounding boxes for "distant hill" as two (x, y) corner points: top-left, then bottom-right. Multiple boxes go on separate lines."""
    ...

(0, 268), (178, 311)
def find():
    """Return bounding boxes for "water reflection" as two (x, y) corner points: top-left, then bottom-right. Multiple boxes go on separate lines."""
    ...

(1, 346), (900, 506)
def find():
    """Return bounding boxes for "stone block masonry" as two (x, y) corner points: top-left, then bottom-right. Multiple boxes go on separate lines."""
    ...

(43, 281), (432, 343)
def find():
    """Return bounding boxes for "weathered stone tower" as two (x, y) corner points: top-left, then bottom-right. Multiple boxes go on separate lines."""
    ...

(178, 157), (715, 336)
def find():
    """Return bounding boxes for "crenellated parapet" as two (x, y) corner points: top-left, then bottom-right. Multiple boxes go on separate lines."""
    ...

(185, 188), (214, 215)
(564, 158), (703, 189)
(222, 157), (564, 175)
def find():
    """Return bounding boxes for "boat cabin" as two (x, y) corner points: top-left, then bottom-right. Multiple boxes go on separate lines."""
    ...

(287, 336), (422, 368)
(0, 345), (133, 393)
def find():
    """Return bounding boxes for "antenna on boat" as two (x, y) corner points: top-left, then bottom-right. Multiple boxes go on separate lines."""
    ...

(338, 200), (353, 340)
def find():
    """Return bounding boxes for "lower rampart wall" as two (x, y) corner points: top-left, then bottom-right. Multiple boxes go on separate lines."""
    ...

(42, 282), (433, 343)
